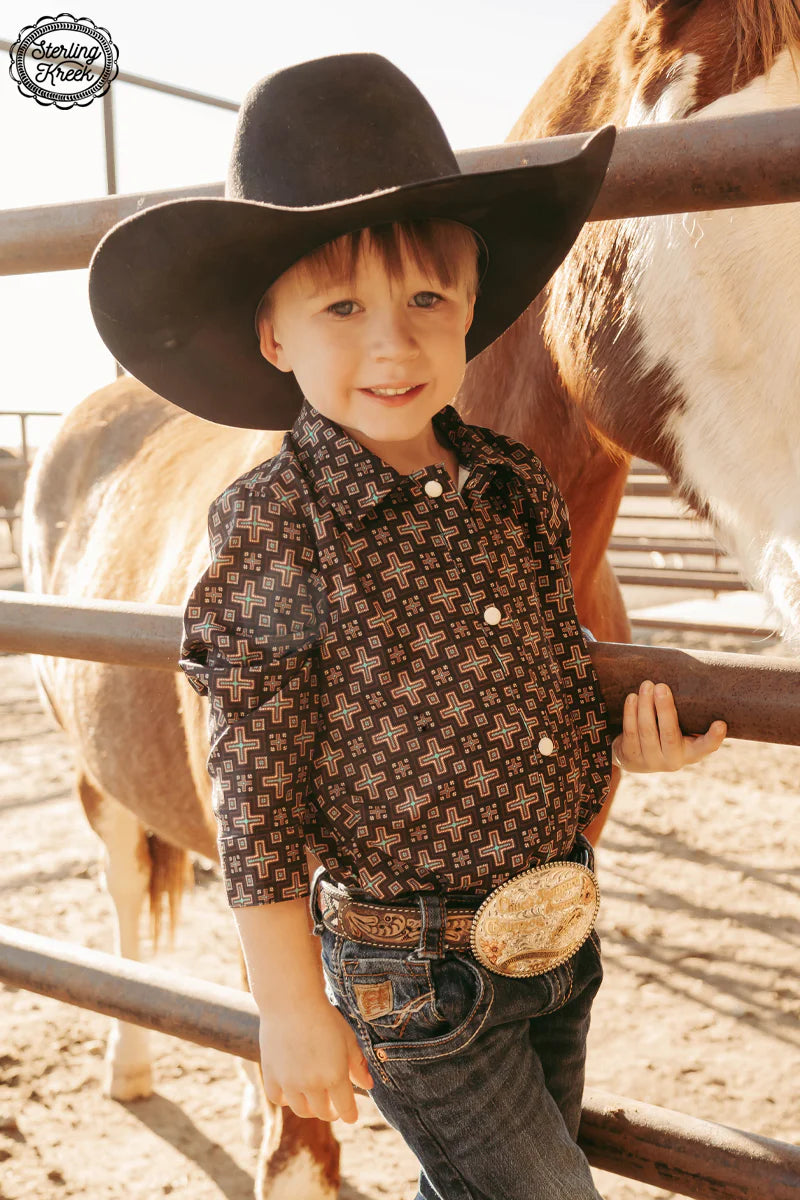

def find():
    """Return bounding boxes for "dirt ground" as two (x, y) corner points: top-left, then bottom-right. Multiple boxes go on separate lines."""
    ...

(1, 625), (798, 1200)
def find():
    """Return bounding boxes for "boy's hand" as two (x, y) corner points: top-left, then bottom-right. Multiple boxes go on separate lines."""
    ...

(259, 998), (375, 1124)
(611, 679), (726, 773)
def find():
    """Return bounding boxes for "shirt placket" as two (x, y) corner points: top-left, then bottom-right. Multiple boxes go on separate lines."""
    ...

(417, 462), (558, 769)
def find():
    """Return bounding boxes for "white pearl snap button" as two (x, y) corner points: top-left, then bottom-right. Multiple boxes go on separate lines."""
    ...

(424, 479), (443, 497)
(483, 605), (502, 625)
(538, 736), (555, 756)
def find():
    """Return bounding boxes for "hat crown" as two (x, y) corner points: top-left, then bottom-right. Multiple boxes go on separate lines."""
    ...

(225, 53), (460, 208)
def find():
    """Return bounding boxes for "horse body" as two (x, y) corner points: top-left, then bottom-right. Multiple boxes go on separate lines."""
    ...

(465, 0), (800, 641)
(23, 379), (255, 855)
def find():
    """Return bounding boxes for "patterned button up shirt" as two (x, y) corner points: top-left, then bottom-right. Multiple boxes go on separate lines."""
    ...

(179, 396), (612, 907)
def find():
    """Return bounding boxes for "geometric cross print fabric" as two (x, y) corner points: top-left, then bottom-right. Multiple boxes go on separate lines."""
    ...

(179, 396), (612, 907)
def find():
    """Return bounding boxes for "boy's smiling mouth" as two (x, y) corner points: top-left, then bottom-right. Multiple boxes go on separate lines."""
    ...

(360, 383), (427, 402)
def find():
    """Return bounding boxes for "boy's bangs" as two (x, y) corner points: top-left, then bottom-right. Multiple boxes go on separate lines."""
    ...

(297, 220), (481, 296)
(256, 219), (481, 329)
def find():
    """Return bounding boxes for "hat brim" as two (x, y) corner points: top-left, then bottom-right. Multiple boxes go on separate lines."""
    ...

(88, 124), (615, 430)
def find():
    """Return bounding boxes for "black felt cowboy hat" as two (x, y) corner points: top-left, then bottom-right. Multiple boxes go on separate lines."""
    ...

(88, 52), (616, 431)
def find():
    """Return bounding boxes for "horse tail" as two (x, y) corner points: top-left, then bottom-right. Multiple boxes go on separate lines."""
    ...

(146, 833), (193, 953)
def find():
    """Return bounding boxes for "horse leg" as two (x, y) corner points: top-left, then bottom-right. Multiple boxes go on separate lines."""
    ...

(238, 1057), (264, 1148)
(78, 772), (154, 1100)
(254, 1103), (341, 1200)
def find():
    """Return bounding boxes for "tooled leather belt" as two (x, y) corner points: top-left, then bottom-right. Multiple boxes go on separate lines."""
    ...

(315, 876), (479, 950)
(312, 838), (600, 978)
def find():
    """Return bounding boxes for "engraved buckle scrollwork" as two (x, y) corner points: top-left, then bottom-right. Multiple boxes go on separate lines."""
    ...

(469, 860), (600, 978)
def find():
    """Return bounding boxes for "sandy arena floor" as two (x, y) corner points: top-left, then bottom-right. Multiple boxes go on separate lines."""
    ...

(1, 626), (798, 1199)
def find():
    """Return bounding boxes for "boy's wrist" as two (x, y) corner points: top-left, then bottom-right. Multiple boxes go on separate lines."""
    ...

(232, 895), (330, 1013)
(258, 989), (333, 1028)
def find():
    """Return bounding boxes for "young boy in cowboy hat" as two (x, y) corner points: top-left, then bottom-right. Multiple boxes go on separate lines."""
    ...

(89, 51), (727, 1200)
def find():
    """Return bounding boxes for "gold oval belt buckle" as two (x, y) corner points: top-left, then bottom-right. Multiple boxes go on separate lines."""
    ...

(468, 861), (600, 978)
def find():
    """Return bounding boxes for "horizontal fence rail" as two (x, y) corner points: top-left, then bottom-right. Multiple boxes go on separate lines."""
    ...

(608, 537), (728, 557)
(592, 640), (797, 745)
(0, 590), (181, 670)
(0, 590), (797, 745)
(2, 105), (800, 275)
(0, 923), (796, 1200)
(614, 569), (745, 591)
(627, 613), (778, 639)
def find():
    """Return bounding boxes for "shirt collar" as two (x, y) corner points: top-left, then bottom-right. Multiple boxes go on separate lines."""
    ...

(290, 394), (527, 528)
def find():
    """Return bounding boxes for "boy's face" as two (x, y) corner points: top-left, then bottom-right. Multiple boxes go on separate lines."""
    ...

(257, 233), (476, 453)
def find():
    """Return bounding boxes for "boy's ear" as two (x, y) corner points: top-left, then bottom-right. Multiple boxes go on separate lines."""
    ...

(257, 315), (292, 373)
(464, 293), (476, 335)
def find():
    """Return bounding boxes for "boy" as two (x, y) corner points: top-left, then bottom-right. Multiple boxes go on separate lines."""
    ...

(88, 52), (726, 1200)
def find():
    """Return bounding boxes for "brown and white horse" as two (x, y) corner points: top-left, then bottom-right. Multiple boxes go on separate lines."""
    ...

(20, 2), (800, 1196)
(460, 0), (800, 647)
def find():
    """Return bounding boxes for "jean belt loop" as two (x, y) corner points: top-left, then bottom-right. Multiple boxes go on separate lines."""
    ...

(409, 892), (448, 962)
(574, 830), (594, 872)
(308, 863), (329, 935)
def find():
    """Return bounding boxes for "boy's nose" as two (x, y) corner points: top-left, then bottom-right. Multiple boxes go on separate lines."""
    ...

(369, 311), (421, 355)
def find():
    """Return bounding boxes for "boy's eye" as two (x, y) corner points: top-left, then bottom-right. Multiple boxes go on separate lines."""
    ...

(326, 291), (444, 318)
(413, 291), (444, 308)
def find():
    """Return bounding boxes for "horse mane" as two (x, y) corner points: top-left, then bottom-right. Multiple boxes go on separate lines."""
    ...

(732, 0), (800, 85)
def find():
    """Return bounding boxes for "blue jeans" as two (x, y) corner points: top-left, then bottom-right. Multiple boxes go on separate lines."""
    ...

(310, 833), (604, 1200)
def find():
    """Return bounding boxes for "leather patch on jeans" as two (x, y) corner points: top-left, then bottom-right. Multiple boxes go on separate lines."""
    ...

(353, 979), (394, 1022)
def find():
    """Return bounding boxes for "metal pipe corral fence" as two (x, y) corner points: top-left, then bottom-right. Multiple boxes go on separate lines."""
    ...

(2, 105), (800, 276)
(0, 922), (797, 1200)
(0, 589), (797, 744)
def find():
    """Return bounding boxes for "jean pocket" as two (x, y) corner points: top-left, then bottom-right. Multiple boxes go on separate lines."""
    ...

(340, 944), (494, 1072)
(339, 946), (444, 1038)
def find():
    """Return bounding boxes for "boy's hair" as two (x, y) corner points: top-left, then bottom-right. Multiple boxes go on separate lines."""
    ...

(254, 218), (481, 334)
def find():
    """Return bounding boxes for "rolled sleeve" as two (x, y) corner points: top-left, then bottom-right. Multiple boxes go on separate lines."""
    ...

(179, 480), (329, 906)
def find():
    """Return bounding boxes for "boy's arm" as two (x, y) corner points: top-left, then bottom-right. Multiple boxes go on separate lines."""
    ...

(179, 480), (329, 906)
(178, 482), (377, 1120)
(232, 891), (376, 1124)
(233, 895), (329, 1014)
